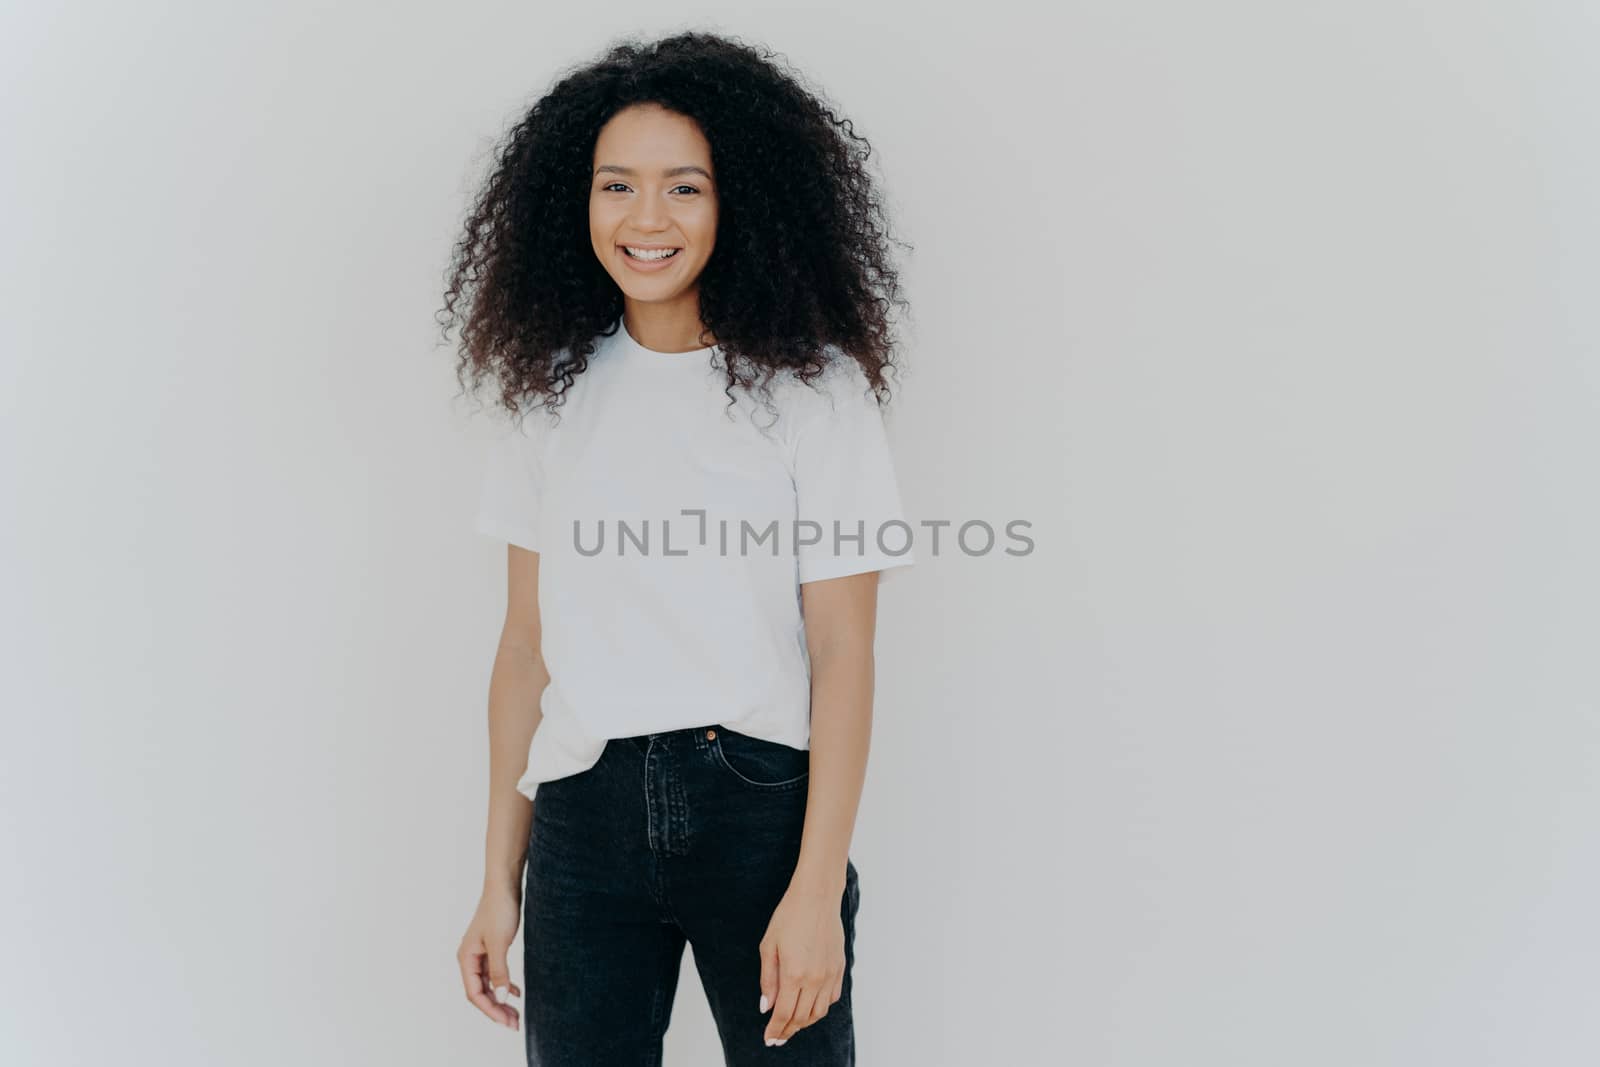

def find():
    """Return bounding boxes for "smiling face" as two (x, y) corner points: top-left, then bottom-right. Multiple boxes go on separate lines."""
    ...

(589, 104), (719, 321)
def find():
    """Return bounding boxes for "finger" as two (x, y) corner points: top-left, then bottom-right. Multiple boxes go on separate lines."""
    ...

(488, 975), (523, 1005)
(457, 943), (506, 1024)
(486, 939), (511, 992)
(764, 975), (802, 1044)
(758, 940), (778, 1017)
(806, 982), (830, 1025)
(786, 983), (826, 1037)
(489, 969), (524, 1027)
(494, 990), (522, 1029)
(477, 953), (518, 1030)
(485, 938), (518, 1015)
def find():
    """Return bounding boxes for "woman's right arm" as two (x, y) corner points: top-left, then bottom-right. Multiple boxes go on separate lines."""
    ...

(458, 543), (548, 1031)
(484, 543), (548, 896)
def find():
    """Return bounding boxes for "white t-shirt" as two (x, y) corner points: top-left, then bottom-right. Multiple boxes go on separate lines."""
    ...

(474, 318), (915, 800)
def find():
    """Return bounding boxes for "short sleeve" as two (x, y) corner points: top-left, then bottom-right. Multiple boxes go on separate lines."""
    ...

(790, 361), (917, 585)
(474, 409), (548, 553)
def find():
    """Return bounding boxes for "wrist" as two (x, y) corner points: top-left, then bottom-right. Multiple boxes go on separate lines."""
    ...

(788, 859), (847, 898)
(483, 865), (524, 900)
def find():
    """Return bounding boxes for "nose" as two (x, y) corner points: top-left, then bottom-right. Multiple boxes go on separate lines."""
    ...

(629, 195), (669, 232)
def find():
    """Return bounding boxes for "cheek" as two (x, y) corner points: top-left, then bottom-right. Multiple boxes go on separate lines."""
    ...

(590, 215), (623, 263)
(691, 206), (718, 250)
(589, 198), (618, 237)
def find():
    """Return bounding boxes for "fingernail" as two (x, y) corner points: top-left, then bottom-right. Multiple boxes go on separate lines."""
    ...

(759, 994), (770, 1013)
(494, 985), (508, 1004)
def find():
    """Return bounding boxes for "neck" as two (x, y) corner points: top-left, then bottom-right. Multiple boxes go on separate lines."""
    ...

(622, 297), (715, 353)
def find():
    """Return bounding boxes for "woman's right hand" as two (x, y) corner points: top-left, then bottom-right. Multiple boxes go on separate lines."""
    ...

(457, 887), (523, 1030)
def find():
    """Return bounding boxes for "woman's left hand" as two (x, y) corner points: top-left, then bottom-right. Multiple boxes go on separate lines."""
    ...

(757, 880), (847, 1046)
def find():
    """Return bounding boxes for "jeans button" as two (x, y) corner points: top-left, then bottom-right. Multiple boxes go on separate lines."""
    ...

(705, 729), (717, 740)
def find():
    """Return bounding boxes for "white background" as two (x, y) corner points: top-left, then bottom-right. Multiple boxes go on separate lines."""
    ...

(4, 2), (1597, 1064)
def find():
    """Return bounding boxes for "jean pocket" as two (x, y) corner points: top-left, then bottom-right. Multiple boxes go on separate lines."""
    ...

(710, 727), (810, 792)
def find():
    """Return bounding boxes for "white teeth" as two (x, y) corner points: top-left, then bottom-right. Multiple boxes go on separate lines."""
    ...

(623, 246), (679, 261)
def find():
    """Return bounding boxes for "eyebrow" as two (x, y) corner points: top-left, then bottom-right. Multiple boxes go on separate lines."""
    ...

(594, 164), (713, 180)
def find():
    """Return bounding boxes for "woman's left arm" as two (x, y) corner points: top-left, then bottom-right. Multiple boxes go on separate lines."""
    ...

(758, 569), (880, 1047)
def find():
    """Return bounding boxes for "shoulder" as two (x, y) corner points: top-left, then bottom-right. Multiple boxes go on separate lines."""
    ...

(771, 346), (875, 417)
(765, 350), (889, 475)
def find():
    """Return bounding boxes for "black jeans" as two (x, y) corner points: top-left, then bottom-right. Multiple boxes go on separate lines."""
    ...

(522, 723), (861, 1066)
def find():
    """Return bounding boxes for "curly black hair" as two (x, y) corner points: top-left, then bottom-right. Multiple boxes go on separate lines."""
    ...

(437, 30), (912, 424)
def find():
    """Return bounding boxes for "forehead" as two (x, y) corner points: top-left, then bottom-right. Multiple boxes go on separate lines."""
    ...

(592, 104), (713, 172)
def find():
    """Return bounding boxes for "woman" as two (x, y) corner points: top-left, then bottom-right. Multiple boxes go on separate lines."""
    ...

(442, 31), (915, 1066)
